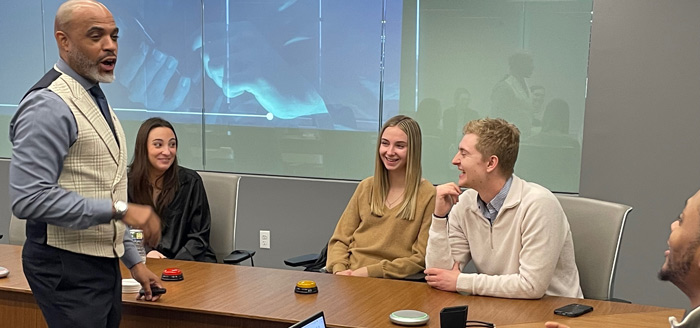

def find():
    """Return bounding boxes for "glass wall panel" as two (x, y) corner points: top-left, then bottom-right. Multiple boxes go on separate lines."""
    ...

(0, 0), (591, 192)
(400, 0), (592, 191)
(201, 0), (401, 179)
(0, 2), (45, 158)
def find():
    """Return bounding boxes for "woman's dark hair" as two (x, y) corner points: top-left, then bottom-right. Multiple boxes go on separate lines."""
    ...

(128, 117), (179, 216)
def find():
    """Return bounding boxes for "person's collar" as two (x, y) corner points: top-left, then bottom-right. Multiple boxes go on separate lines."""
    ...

(56, 58), (97, 90)
(477, 176), (512, 213)
(670, 304), (700, 327)
(490, 176), (512, 212)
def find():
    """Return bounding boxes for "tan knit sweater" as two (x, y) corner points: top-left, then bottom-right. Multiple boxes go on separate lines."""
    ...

(326, 177), (436, 278)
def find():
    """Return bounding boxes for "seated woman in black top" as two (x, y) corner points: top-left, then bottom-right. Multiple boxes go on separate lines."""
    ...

(128, 117), (217, 262)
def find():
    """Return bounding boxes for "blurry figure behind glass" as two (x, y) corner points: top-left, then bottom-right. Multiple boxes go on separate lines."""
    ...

(491, 52), (535, 136)
(520, 99), (581, 191)
(442, 88), (479, 141)
(530, 85), (545, 127)
(526, 98), (579, 149)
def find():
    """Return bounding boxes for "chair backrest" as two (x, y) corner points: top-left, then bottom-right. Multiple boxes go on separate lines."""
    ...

(556, 194), (632, 300)
(6, 171), (241, 263)
(197, 171), (240, 263)
(9, 214), (26, 246)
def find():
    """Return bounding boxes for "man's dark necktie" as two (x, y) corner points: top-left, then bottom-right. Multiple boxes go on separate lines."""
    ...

(89, 84), (119, 147)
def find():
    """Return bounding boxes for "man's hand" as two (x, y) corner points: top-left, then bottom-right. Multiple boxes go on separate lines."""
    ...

(434, 183), (462, 217)
(335, 269), (353, 276)
(130, 262), (163, 301)
(545, 322), (569, 328)
(424, 263), (461, 292)
(123, 203), (161, 247)
(147, 250), (167, 259)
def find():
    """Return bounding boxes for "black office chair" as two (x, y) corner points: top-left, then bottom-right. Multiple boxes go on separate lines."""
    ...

(224, 250), (256, 266)
(284, 244), (328, 272)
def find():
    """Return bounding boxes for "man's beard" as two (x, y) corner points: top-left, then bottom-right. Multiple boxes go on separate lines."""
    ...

(658, 241), (700, 282)
(67, 49), (115, 83)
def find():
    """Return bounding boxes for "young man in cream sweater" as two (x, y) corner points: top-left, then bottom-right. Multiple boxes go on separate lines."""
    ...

(424, 118), (582, 299)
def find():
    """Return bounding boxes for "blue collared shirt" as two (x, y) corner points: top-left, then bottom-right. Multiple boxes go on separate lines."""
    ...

(9, 58), (140, 268)
(477, 176), (513, 225)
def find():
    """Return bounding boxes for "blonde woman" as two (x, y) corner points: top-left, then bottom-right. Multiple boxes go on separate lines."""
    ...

(326, 115), (436, 279)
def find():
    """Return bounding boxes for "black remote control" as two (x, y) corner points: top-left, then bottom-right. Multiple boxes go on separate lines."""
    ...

(139, 286), (167, 297)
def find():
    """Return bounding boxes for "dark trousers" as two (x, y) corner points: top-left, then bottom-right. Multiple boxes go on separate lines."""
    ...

(22, 241), (122, 328)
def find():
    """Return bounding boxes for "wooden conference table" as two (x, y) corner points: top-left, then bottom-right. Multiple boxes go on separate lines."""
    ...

(0, 244), (683, 328)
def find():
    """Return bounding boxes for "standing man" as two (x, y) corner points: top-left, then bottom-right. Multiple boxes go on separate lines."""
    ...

(547, 189), (700, 328)
(9, 1), (162, 327)
(530, 85), (546, 126)
(424, 118), (582, 299)
(491, 52), (536, 136)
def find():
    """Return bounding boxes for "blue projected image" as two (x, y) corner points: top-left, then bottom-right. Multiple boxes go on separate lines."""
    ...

(199, 1), (328, 123)
(96, 0), (402, 131)
(0, 0), (401, 176)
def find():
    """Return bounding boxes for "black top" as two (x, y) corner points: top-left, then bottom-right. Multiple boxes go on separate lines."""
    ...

(131, 166), (217, 263)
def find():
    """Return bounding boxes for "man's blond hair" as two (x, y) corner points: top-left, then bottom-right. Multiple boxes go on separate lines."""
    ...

(463, 118), (520, 176)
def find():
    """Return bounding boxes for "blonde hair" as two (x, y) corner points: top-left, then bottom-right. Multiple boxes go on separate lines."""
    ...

(371, 115), (423, 220)
(463, 118), (520, 176)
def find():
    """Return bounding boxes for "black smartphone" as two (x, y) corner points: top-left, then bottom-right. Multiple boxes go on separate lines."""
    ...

(553, 303), (593, 317)
(139, 287), (167, 297)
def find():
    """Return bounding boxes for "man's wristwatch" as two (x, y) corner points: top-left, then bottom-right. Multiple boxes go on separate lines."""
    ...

(113, 200), (128, 220)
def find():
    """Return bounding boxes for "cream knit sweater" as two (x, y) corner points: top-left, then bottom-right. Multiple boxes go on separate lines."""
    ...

(426, 175), (583, 299)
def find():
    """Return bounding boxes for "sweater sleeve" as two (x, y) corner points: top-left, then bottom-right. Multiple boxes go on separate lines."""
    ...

(426, 196), (472, 270)
(366, 186), (436, 278)
(455, 195), (567, 299)
(326, 181), (364, 273)
(425, 216), (452, 269)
